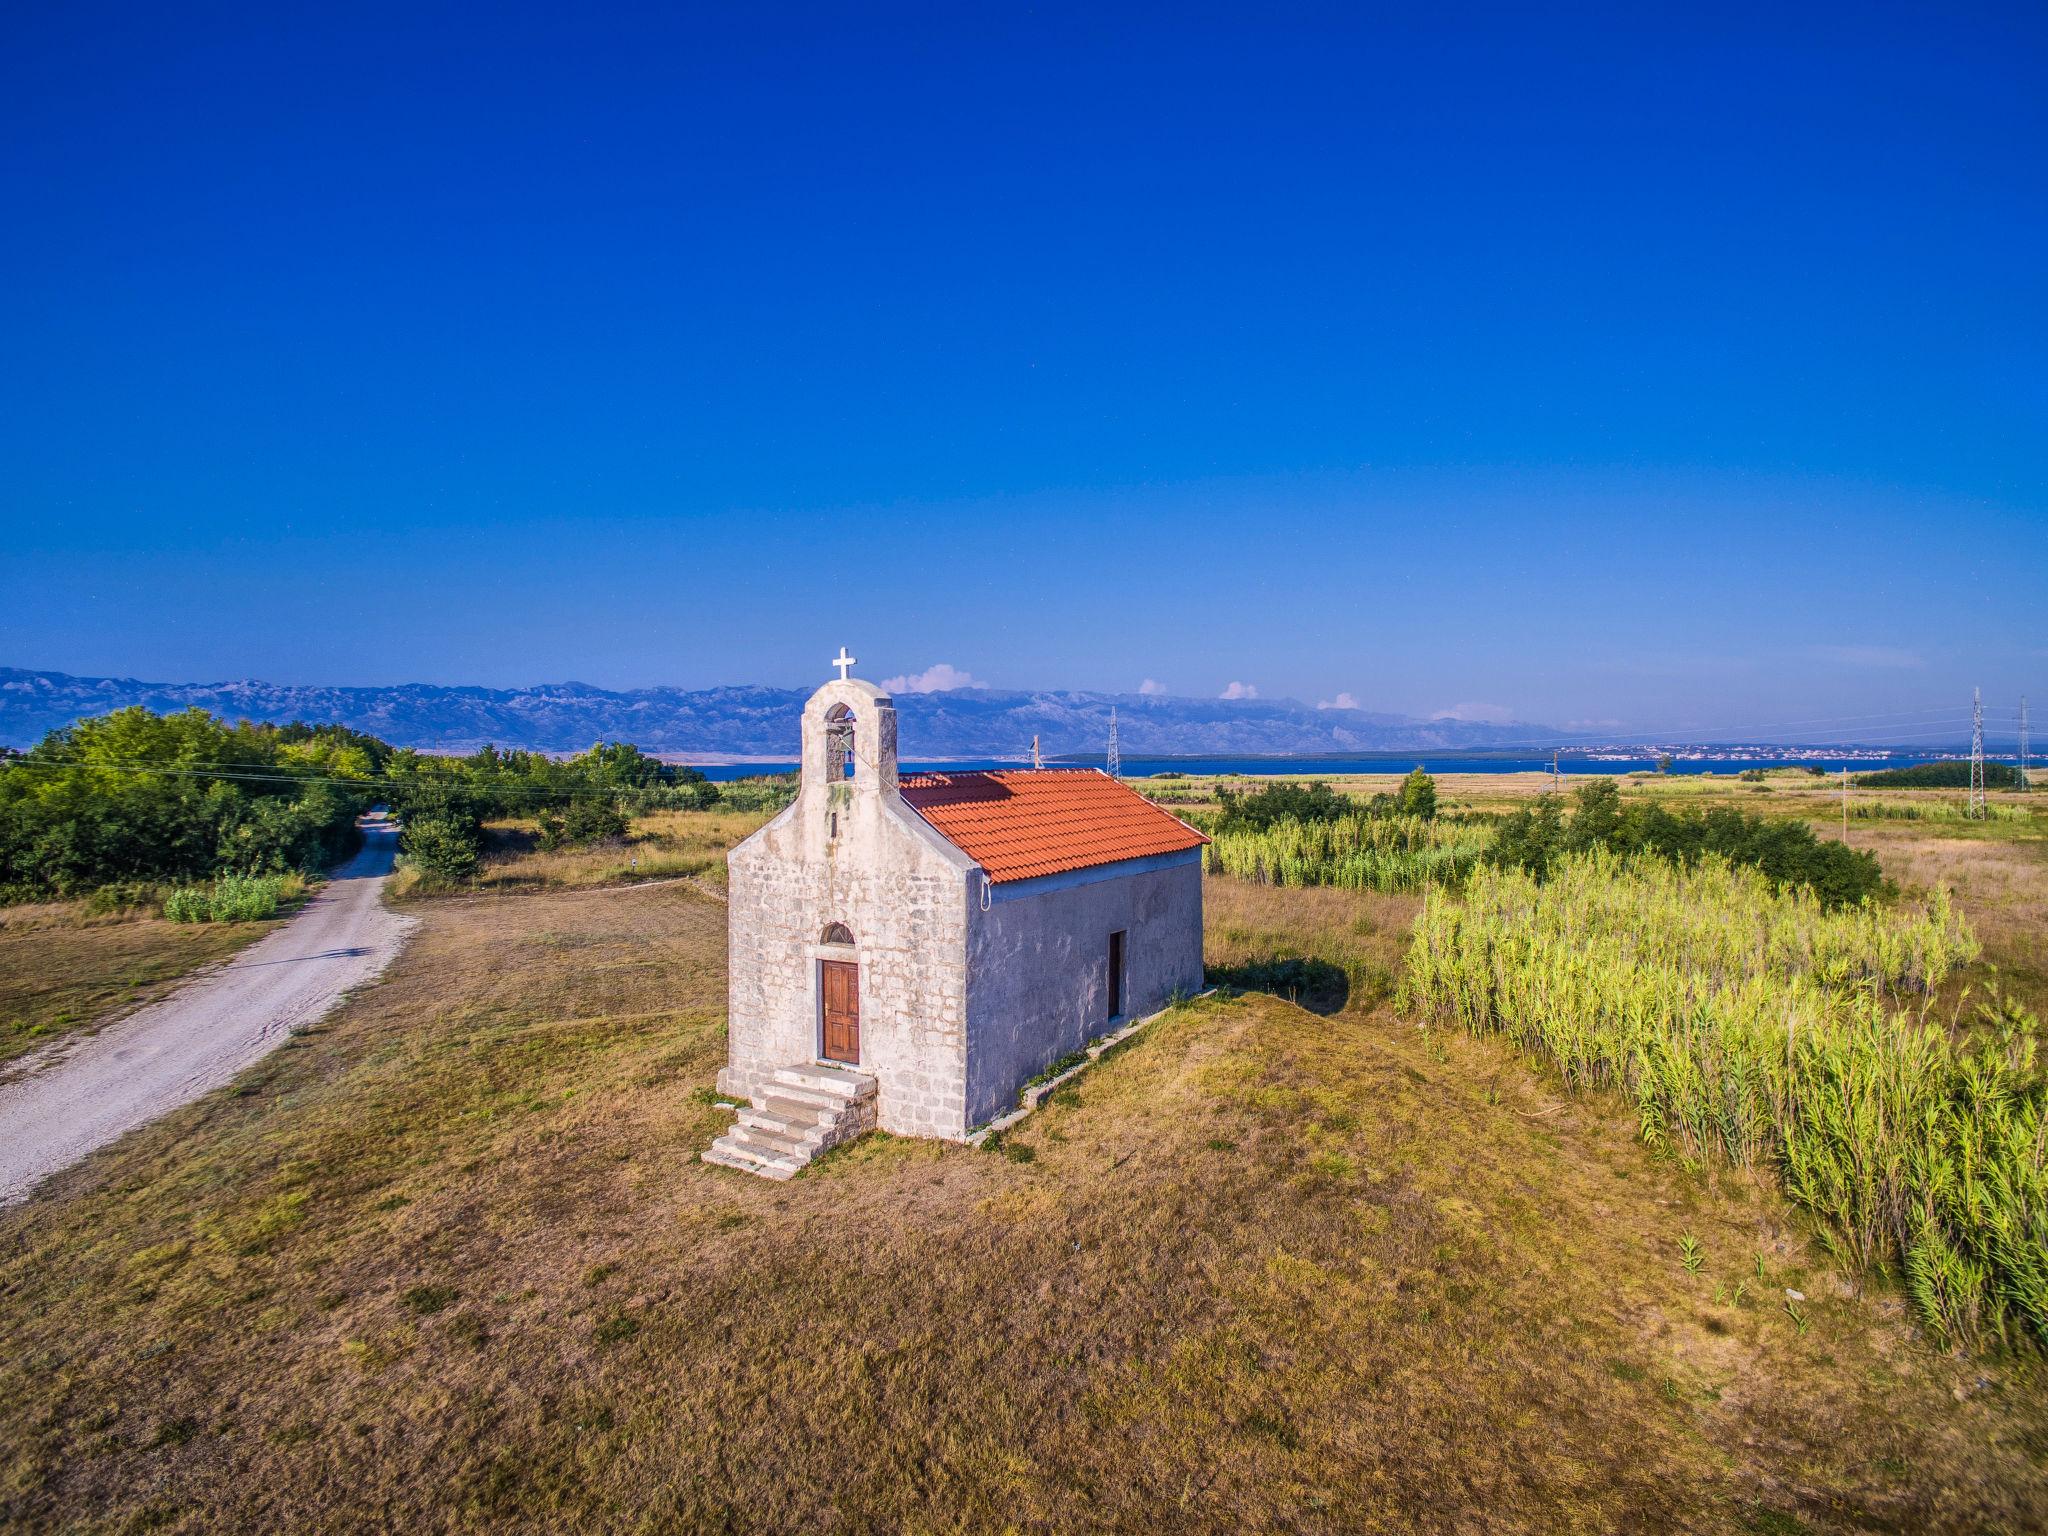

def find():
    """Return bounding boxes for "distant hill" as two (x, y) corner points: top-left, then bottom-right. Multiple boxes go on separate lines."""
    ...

(0, 667), (1569, 758)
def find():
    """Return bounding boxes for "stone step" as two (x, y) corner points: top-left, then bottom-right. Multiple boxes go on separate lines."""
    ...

(702, 1140), (799, 1180)
(731, 1122), (818, 1160)
(705, 1130), (804, 1171)
(760, 1094), (832, 1126)
(703, 1062), (878, 1181)
(772, 1063), (876, 1100)
(759, 1081), (846, 1112)
(737, 1107), (829, 1145)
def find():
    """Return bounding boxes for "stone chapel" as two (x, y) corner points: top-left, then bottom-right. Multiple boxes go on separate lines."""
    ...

(706, 653), (1207, 1177)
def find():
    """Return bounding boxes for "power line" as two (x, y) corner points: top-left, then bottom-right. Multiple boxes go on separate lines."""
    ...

(0, 757), (715, 808)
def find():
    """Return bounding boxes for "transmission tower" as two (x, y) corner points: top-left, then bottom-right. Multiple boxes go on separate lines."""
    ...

(1031, 733), (1042, 771)
(1106, 708), (1121, 778)
(1969, 687), (1986, 819)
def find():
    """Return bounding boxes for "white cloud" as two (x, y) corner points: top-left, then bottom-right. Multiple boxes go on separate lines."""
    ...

(1317, 691), (1361, 711)
(1807, 644), (1926, 670)
(1138, 678), (1166, 696)
(880, 663), (984, 694)
(1431, 701), (1514, 724)
(1219, 681), (1260, 700)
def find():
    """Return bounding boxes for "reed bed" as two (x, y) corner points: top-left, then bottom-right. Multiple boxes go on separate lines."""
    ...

(1402, 850), (2046, 1348)
(1206, 813), (1491, 893)
(1847, 800), (2036, 824)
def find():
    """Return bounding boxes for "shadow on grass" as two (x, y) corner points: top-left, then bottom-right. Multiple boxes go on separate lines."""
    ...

(1206, 957), (1351, 1016)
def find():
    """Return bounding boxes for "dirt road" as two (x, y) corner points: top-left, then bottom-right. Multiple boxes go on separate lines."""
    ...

(0, 819), (416, 1206)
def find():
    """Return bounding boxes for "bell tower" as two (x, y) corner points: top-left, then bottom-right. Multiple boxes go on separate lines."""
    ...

(798, 649), (898, 797)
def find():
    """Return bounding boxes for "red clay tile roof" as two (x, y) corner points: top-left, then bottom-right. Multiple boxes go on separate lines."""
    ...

(898, 769), (1209, 884)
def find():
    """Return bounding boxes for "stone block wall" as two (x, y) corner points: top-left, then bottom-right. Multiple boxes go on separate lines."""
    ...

(723, 678), (980, 1139)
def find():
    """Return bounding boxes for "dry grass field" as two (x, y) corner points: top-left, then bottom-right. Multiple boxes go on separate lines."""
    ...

(387, 808), (774, 901)
(4, 788), (2046, 1532)
(0, 903), (278, 1069)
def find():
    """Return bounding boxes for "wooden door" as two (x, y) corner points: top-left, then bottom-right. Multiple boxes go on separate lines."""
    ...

(820, 959), (860, 1064)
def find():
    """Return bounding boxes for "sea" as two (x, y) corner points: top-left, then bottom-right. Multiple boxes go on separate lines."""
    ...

(693, 752), (1959, 783)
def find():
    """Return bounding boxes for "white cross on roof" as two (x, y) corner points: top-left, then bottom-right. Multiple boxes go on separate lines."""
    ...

(832, 647), (857, 681)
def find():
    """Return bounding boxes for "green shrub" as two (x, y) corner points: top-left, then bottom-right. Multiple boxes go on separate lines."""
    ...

(1488, 778), (1886, 907)
(161, 874), (292, 923)
(208, 874), (281, 922)
(162, 886), (214, 923)
(716, 776), (798, 813)
(537, 798), (631, 851)
(1395, 766), (1438, 820)
(400, 815), (483, 882)
(1214, 780), (1355, 832)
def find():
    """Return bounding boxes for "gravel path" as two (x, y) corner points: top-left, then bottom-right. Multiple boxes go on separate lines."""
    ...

(0, 819), (416, 1207)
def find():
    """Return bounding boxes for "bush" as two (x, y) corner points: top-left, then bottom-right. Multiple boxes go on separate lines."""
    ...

(1488, 778), (1886, 908)
(1394, 766), (1438, 820)
(209, 874), (282, 922)
(1214, 780), (1356, 832)
(401, 814), (483, 882)
(162, 886), (214, 923)
(162, 873), (295, 923)
(621, 780), (722, 812)
(716, 776), (798, 814)
(538, 798), (630, 851)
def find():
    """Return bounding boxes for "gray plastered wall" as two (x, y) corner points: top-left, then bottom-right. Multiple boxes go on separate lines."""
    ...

(961, 848), (1204, 1128)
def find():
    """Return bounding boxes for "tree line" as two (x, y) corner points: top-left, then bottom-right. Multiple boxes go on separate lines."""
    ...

(0, 707), (780, 900)
(1489, 778), (1887, 908)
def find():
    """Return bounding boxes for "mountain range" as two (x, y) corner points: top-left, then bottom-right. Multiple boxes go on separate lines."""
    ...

(0, 667), (1568, 759)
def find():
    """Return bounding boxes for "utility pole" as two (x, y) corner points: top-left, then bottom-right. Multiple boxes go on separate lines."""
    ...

(2021, 697), (2031, 794)
(1106, 708), (1121, 778)
(1969, 687), (1986, 820)
(1841, 766), (1849, 838)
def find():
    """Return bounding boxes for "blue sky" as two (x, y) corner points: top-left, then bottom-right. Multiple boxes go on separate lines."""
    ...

(3, 3), (2043, 741)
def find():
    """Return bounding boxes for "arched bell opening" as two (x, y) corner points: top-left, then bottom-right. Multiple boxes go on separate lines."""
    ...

(824, 704), (858, 781)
